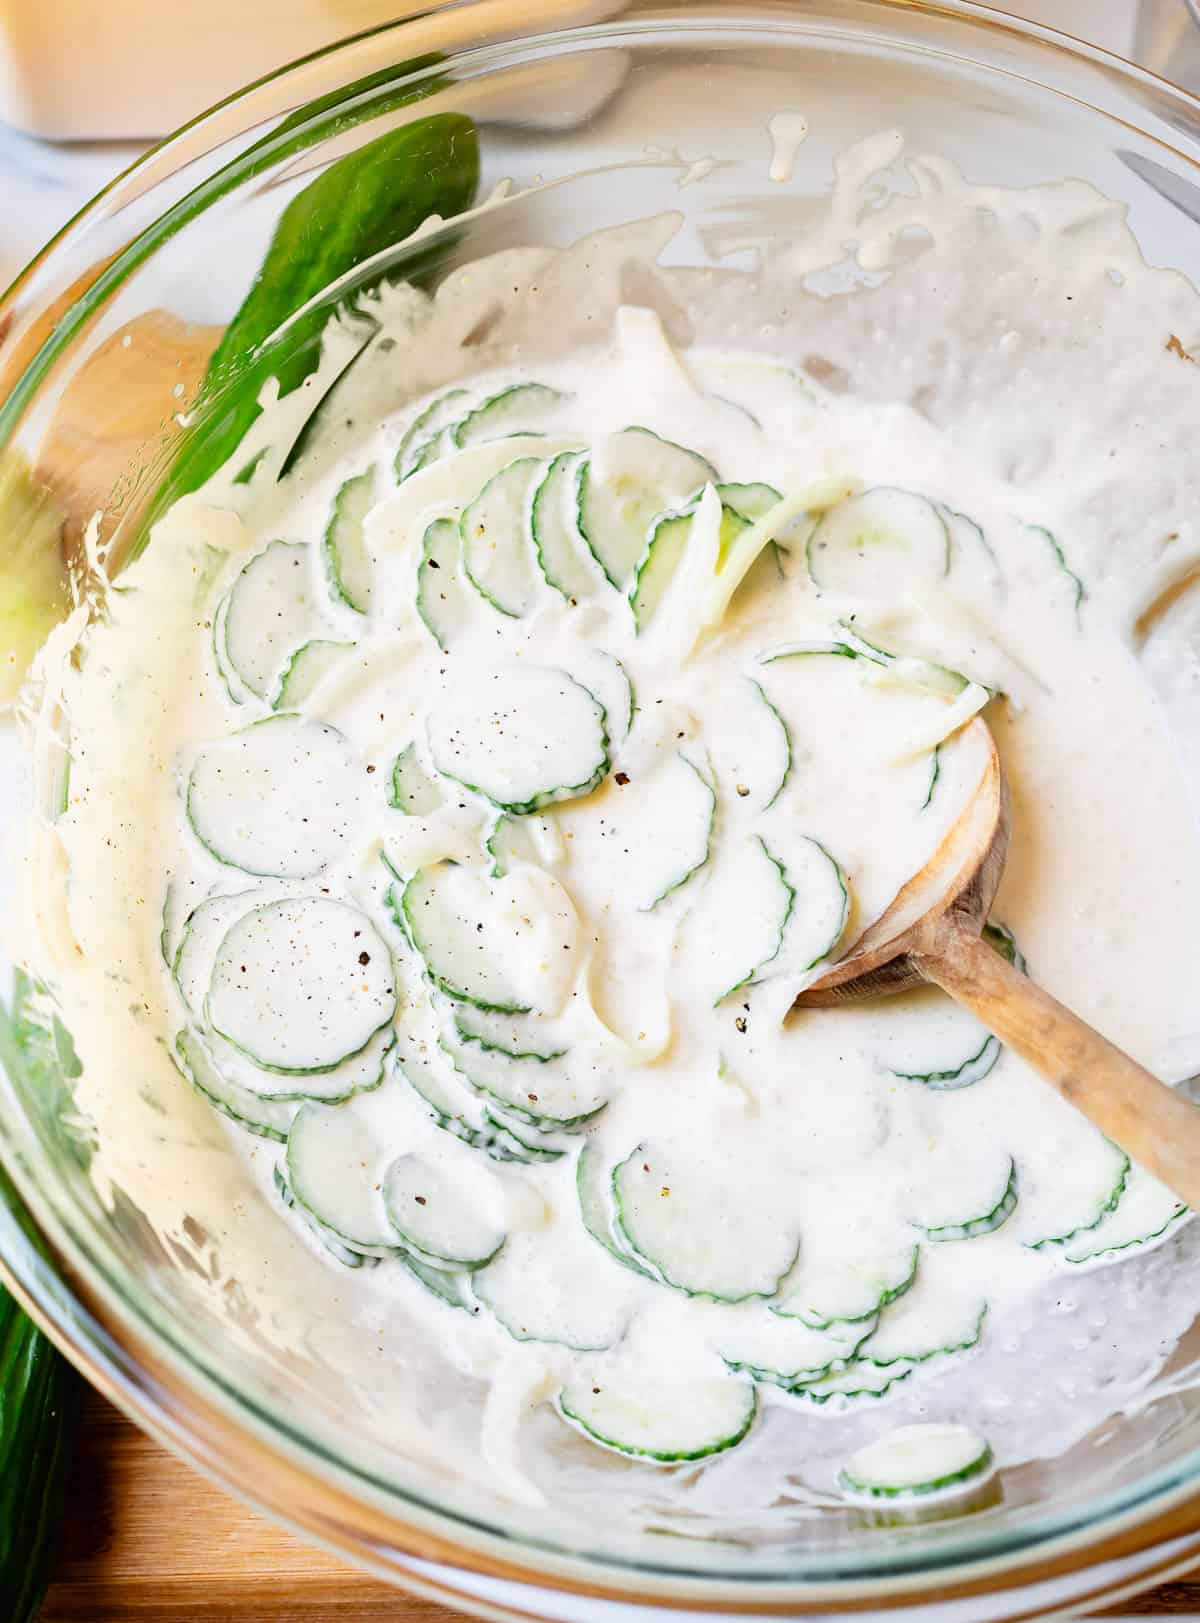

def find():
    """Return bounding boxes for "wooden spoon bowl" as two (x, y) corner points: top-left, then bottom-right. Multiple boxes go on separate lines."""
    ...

(794, 717), (1200, 1209)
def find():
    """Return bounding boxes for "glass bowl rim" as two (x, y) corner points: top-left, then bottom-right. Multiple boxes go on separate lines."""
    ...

(4, 0), (1200, 1603)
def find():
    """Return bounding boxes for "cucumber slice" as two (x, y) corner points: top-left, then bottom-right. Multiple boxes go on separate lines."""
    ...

(395, 388), (469, 481)
(187, 714), (363, 879)
(222, 540), (319, 700)
(576, 1142), (655, 1279)
(773, 1244), (919, 1330)
(392, 1044), (529, 1163)
(473, 1217), (638, 1350)
(207, 897), (395, 1073)
(440, 1024), (610, 1130)
(172, 888), (260, 1014)
(613, 1142), (799, 1302)
(840, 1423), (993, 1500)
(427, 663), (609, 814)
(895, 1034), (1000, 1090)
(407, 424), (457, 477)
(401, 1252), (477, 1311)
(286, 1092), (403, 1257)
(683, 835), (795, 1005)
(559, 1368), (756, 1462)
(271, 639), (355, 710)
(876, 991), (1002, 1091)
(485, 812), (562, 878)
(274, 1164), (379, 1271)
(531, 451), (601, 600)
(717, 481), (783, 522)
(1021, 1132), (1130, 1251)
(1023, 523), (1085, 616)
(211, 590), (248, 704)
(389, 742), (444, 815)
(403, 861), (579, 1016)
(920, 745), (941, 810)
(858, 1287), (986, 1367)
(942, 505), (1003, 594)
(452, 1004), (567, 1063)
(403, 864), (529, 1014)
(746, 679), (791, 812)
(807, 488), (950, 595)
(454, 382), (568, 447)
(382, 1153), (505, 1270)
(561, 750), (714, 915)
(919, 1156), (1018, 1243)
(174, 1028), (295, 1142)
(717, 1307), (871, 1387)
(769, 833), (850, 978)
(460, 457), (543, 618)
(416, 516), (475, 652)
(323, 470), (374, 613)
(577, 428), (717, 589)
(630, 502), (746, 631)
(201, 1021), (393, 1104)
(160, 872), (205, 970)
(568, 649), (634, 751)
(482, 1105), (567, 1163)
(791, 1360), (914, 1404)
(1061, 1165), (1189, 1264)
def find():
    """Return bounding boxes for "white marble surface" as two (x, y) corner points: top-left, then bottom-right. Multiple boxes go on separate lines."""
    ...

(0, 0), (1190, 297)
(0, 124), (143, 291)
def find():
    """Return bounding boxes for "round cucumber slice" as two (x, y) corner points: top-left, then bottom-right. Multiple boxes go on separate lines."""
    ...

(187, 714), (363, 879)
(612, 1142), (799, 1302)
(427, 663), (609, 814)
(454, 382), (569, 447)
(203, 1022), (393, 1104)
(173, 1028), (295, 1142)
(271, 639), (355, 711)
(807, 487), (950, 595)
(1060, 1165), (1189, 1264)
(531, 451), (601, 601)
(577, 427), (717, 589)
(172, 888), (259, 1013)
(395, 388), (468, 481)
(221, 539), (319, 699)
(389, 742), (444, 815)
(416, 517), (474, 653)
(402, 861), (580, 1017)
(207, 898), (395, 1074)
(323, 469), (375, 613)
(559, 1369), (756, 1462)
(919, 1156), (1019, 1244)
(286, 1091), (403, 1255)
(717, 481), (783, 522)
(682, 833), (795, 1005)
(460, 457), (544, 617)
(382, 1153), (505, 1270)
(840, 1423), (993, 1500)
(441, 1023), (610, 1130)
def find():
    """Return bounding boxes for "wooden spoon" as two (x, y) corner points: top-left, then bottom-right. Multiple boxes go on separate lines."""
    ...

(794, 716), (1200, 1209)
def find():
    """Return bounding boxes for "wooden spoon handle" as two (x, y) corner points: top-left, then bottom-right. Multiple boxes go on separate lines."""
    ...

(916, 911), (1200, 1209)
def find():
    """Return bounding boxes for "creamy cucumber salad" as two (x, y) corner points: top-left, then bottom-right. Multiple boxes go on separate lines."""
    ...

(24, 138), (1200, 1509)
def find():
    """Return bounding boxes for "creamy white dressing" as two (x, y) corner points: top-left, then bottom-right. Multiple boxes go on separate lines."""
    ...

(18, 126), (1200, 1522)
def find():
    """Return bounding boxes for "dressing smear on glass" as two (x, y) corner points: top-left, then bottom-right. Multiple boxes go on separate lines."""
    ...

(18, 124), (1200, 1521)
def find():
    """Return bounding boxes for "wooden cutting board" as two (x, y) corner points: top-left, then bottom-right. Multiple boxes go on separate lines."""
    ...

(33, 1387), (1200, 1622)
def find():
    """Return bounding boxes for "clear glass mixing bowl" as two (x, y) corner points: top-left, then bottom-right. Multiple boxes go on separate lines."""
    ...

(4, 2), (1200, 1615)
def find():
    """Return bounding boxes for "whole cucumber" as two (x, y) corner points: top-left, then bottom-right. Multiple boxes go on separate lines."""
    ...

(0, 1219), (79, 1623)
(157, 109), (479, 513)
